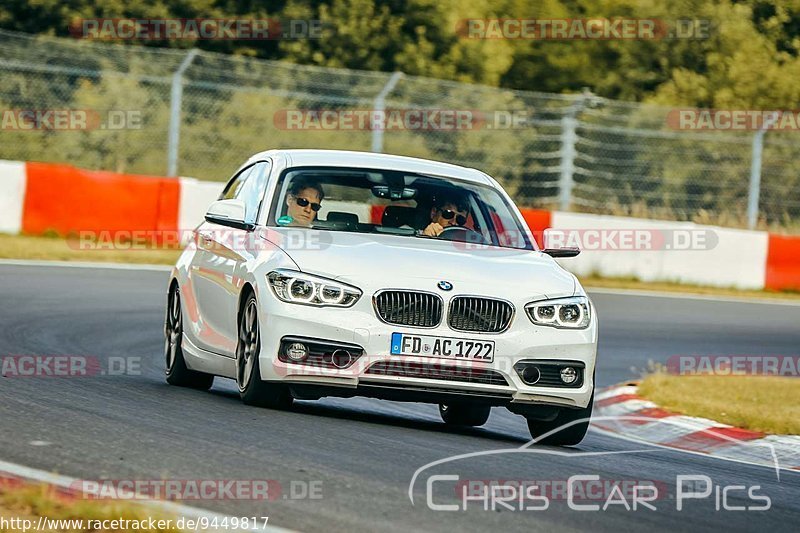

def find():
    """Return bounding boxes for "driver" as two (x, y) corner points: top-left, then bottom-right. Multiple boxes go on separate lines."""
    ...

(422, 197), (469, 237)
(285, 177), (324, 227)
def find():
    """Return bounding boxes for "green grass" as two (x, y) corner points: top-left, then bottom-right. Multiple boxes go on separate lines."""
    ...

(637, 373), (800, 435)
(0, 482), (181, 532)
(0, 233), (180, 265)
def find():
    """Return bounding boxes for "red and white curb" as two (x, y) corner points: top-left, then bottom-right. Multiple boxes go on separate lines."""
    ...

(592, 384), (800, 474)
(0, 459), (291, 532)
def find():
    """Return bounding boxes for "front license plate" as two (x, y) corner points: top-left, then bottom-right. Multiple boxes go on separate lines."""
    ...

(390, 333), (494, 362)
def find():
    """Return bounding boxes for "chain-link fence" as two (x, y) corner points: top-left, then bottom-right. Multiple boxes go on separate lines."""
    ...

(1, 29), (799, 230)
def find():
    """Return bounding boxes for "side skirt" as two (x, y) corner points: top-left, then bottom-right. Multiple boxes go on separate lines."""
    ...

(181, 334), (237, 379)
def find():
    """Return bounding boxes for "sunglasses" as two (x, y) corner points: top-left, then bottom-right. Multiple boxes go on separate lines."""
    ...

(439, 208), (467, 226)
(295, 196), (321, 212)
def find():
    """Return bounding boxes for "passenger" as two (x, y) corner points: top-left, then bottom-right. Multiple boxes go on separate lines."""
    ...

(285, 178), (324, 227)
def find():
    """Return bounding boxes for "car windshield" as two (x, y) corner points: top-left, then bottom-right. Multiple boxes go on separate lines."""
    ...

(268, 166), (534, 250)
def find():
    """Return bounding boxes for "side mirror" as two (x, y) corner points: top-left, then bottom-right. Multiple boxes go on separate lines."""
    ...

(205, 199), (254, 231)
(542, 247), (581, 258)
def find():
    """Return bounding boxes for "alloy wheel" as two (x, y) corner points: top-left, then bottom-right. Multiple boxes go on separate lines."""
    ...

(237, 299), (259, 391)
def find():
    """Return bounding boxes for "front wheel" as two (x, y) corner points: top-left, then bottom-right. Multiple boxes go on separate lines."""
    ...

(526, 394), (593, 446)
(236, 293), (292, 409)
(165, 284), (214, 390)
(439, 403), (491, 427)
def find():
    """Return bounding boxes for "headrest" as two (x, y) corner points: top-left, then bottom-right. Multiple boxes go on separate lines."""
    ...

(326, 211), (360, 226)
(382, 205), (425, 228)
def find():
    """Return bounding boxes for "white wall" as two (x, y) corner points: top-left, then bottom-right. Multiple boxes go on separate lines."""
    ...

(549, 211), (769, 290)
(178, 177), (225, 230)
(0, 160), (27, 234)
(0, 159), (775, 290)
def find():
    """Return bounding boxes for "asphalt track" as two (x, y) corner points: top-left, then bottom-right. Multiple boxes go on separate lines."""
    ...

(0, 264), (798, 532)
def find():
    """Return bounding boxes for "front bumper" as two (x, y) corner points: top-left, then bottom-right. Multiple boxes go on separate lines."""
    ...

(255, 283), (597, 409)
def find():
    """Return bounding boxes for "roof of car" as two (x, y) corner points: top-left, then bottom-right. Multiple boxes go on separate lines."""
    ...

(247, 149), (492, 185)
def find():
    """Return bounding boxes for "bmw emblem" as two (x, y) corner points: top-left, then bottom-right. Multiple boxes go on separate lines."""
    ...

(437, 280), (453, 291)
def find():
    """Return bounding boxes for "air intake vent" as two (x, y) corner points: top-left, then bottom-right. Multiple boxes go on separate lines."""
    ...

(366, 361), (509, 386)
(448, 296), (514, 333)
(374, 290), (443, 328)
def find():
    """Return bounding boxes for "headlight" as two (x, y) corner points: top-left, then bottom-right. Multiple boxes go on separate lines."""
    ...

(267, 269), (361, 307)
(525, 296), (591, 329)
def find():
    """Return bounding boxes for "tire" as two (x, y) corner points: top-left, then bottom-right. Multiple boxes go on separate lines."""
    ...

(236, 292), (293, 409)
(165, 284), (214, 390)
(526, 393), (593, 446)
(439, 403), (491, 427)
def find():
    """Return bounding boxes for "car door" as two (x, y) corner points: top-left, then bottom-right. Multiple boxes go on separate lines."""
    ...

(188, 160), (271, 356)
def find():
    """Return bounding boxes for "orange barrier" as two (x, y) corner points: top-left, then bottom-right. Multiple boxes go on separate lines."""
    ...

(518, 208), (552, 248)
(765, 233), (800, 291)
(22, 162), (179, 237)
(11, 159), (800, 292)
(370, 205), (386, 224)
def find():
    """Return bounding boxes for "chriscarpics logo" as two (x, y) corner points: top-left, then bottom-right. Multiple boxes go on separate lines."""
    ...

(408, 418), (782, 513)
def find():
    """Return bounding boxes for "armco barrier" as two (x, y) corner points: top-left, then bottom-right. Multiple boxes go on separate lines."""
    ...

(766, 234), (800, 291)
(546, 211), (769, 290)
(0, 159), (798, 291)
(22, 162), (179, 237)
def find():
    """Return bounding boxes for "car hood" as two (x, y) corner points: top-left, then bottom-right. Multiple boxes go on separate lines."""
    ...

(264, 228), (577, 301)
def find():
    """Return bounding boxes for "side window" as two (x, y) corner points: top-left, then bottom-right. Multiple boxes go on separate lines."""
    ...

(239, 162), (270, 223)
(218, 161), (271, 224)
(220, 166), (253, 201)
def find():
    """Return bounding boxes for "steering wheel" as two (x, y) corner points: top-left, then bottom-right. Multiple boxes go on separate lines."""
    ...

(437, 225), (489, 244)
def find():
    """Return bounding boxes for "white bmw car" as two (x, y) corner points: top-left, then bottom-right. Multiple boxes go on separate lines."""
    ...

(166, 149), (597, 445)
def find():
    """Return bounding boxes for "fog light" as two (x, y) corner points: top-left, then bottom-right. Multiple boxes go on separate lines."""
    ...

(560, 366), (578, 384)
(286, 342), (308, 362)
(521, 365), (541, 385)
